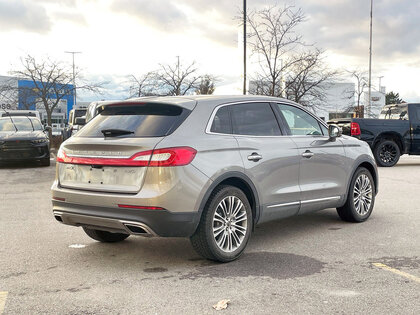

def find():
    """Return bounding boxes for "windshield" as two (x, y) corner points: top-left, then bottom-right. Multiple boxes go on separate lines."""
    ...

(0, 117), (43, 132)
(74, 109), (86, 118)
(76, 103), (190, 138)
(379, 104), (408, 120)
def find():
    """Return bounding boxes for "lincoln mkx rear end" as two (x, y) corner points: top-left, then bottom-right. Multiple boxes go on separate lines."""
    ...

(51, 98), (208, 239)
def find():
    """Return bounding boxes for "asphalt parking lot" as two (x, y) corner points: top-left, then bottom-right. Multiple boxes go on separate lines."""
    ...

(0, 157), (419, 314)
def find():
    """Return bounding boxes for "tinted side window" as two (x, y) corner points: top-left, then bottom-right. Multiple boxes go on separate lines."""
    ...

(231, 103), (281, 136)
(277, 104), (323, 136)
(210, 106), (231, 134)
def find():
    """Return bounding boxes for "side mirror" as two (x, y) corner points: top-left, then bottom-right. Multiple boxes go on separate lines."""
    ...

(328, 124), (342, 141)
(75, 117), (86, 125)
(44, 126), (52, 132)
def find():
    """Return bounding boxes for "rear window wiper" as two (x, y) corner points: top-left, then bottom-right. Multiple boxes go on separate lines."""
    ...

(101, 129), (134, 137)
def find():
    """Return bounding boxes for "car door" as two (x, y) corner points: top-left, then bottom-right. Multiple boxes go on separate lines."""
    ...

(275, 103), (348, 214)
(228, 102), (301, 223)
(408, 104), (420, 153)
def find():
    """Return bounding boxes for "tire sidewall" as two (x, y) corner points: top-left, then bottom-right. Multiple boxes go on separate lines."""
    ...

(203, 186), (253, 262)
(348, 168), (375, 222)
(374, 140), (400, 167)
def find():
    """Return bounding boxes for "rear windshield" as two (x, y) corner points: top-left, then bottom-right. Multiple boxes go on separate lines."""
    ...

(76, 103), (190, 138)
(379, 104), (408, 120)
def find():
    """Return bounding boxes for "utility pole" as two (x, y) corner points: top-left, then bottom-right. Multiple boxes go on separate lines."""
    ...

(65, 51), (81, 107)
(176, 55), (180, 95)
(243, 0), (247, 95)
(368, 0), (373, 117)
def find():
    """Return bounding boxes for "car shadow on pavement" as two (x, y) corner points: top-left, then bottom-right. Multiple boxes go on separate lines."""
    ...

(66, 209), (346, 273)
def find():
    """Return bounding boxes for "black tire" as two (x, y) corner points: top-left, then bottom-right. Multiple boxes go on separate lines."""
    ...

(337, 167), (375, 222)
(40, 157), (50, 166)
(83, 227), (129, 243)
(374, 139), (400, 167)
(190, 185), (253, 262)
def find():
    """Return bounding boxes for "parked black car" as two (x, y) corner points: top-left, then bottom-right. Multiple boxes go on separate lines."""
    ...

(0, 116), (51, 166)
(350, 103), (420, 167)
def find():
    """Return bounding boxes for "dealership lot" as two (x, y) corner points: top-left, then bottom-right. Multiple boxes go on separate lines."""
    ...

(0, 157), (419, 314)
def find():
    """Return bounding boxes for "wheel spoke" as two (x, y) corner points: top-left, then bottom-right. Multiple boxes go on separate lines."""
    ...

(212, 195), (248, 253)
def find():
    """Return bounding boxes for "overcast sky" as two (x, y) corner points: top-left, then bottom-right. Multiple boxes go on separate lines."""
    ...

(0, 0), (419, 101)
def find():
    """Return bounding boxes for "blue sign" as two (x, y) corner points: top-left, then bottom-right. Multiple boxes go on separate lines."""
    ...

(17, 79), (74, 117)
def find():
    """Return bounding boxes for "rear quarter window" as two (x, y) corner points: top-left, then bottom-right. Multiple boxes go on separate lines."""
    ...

(76, 103), (190, 138)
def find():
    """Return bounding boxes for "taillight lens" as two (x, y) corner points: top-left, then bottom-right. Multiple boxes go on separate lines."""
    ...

(56, 146), (196, 167)
(351, 122), (361, 136)
(148, 147), (196, 166)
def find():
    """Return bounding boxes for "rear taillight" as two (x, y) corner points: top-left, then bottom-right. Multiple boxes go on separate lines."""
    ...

(351, 122), (361, 136)
(56, 146), (196, 167)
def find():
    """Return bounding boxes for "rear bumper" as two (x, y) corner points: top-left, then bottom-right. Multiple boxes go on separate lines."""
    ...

(52, 200), (200, 237)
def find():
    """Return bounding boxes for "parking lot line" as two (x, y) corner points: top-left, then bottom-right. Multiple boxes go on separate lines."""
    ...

(0, 291), (8, 314)
(372, 263), (420, 284)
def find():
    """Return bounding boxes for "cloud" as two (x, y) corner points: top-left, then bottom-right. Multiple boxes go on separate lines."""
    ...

(52, 11), (87, 26)
(0, 0), (51, 33)
(111, 0), (420, 61)
(295, 0), (420, 59)
(110, 0), (240, 47)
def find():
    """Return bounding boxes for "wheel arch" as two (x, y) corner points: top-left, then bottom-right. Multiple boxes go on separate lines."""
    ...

(374, 132), (405, 153)
(195, 172), (261, 232)
(343, 159), (378, 207)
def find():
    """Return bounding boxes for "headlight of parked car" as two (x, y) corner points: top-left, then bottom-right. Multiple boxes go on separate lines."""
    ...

(32, 139), (48, 144)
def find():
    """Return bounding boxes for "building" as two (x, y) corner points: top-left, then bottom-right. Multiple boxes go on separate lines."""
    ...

(313, 82), (355, 121)
(0, 75), (74, 123)
(363, 91), (385, 118)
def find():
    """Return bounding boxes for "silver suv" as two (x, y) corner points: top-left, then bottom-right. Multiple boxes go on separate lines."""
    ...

(52, 96), (378, 262)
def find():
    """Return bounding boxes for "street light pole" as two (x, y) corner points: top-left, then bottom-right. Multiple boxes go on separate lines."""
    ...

(243, 0), (247, 95)
(368, 0), (373, 117)
(65, 51), (81, 107)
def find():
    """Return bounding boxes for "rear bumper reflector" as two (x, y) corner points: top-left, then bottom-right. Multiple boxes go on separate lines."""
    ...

(117, 204), (165, 210)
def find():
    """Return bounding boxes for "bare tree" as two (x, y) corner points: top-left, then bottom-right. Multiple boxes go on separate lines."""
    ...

(246, 5), (338, 108)
(8, 55), (103, 137)
(347, 70), (368, 117)
(284, 49), (339, 108)
(157, 60), (200, 96)
(127, 71), (158, 98)
(195, 75), (216, 95)
(246, 4), (305, 97)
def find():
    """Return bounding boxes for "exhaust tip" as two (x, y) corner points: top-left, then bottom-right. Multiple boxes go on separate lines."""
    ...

(54, 215), (63, 222)
(124, 224), (150, 235)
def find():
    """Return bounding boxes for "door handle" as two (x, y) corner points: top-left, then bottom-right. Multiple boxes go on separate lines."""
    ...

(247, 152), (263, 162)
(302, 150), (314, 158)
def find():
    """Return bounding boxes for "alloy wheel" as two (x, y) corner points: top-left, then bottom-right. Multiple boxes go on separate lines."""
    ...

(379, 143), (398, 165)
(212, 196), (248, 252)
(353, 174), (373, 216)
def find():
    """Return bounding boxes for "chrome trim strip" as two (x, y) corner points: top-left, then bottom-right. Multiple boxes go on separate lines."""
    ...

(66, 154), (131, 159)
(300, 196), (340, 204)
(267, 196), (341, 209)
(267, 201), (300, 208)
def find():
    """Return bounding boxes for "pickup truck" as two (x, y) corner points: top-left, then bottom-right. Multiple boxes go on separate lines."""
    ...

(349, 103), (420, 167)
